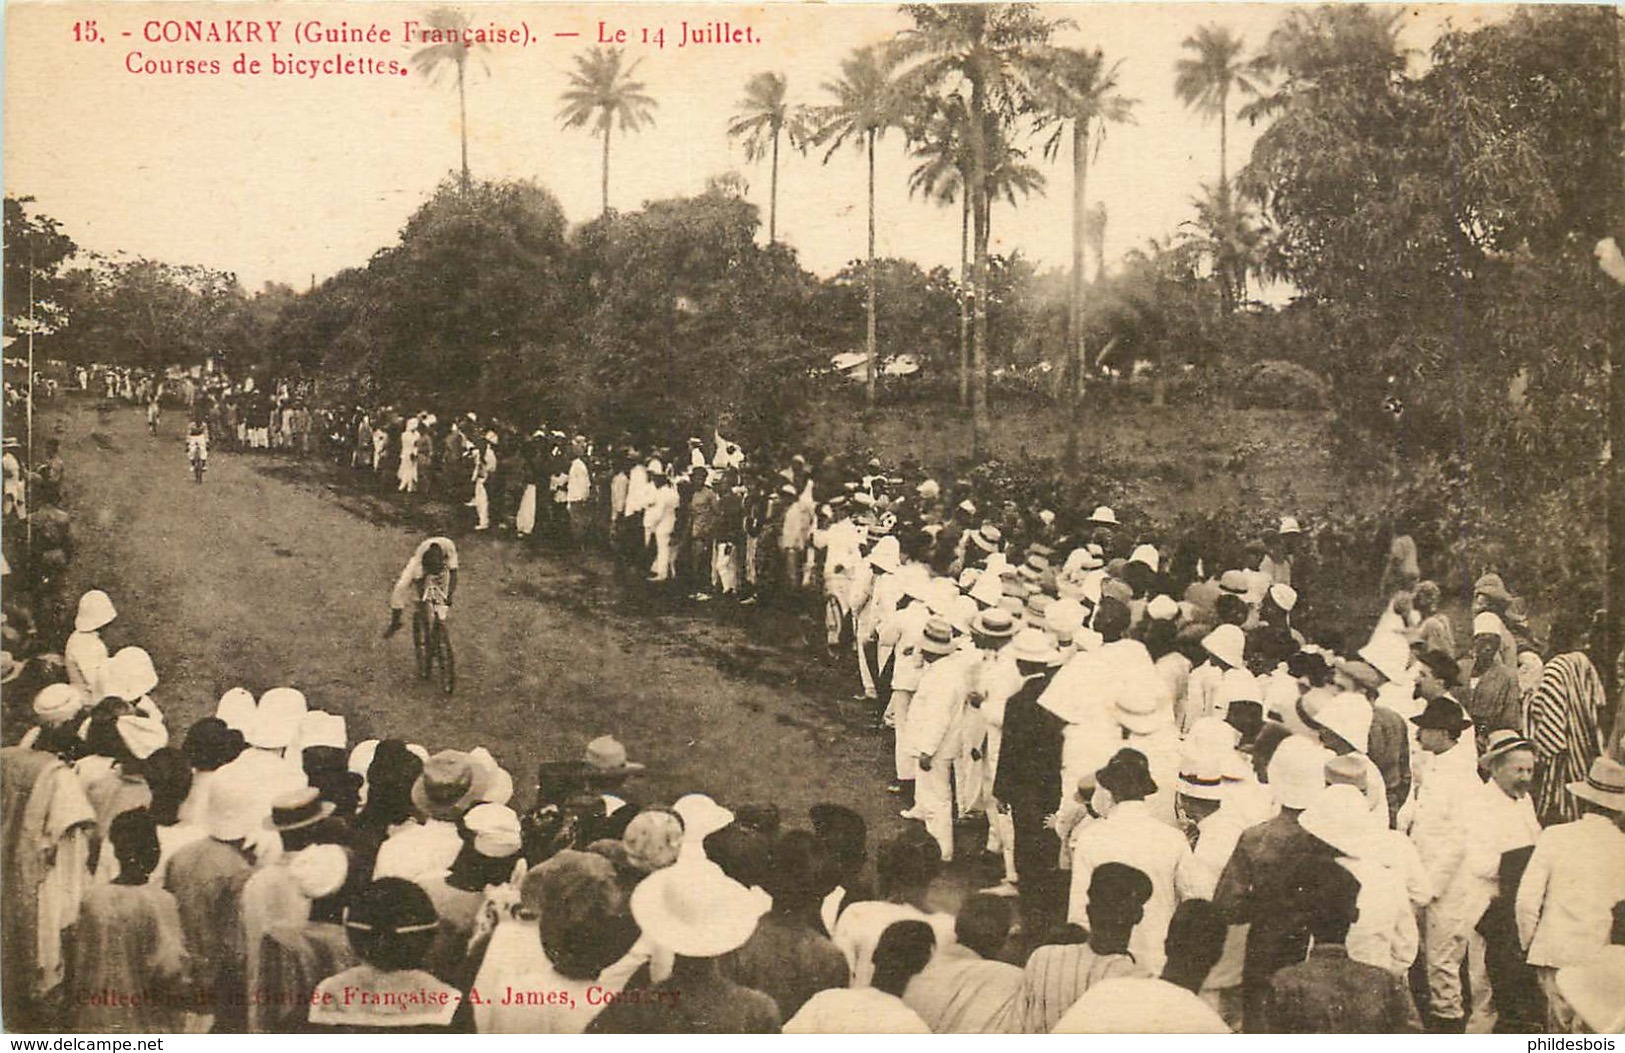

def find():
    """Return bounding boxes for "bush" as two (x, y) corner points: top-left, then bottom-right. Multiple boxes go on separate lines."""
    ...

(1233, 359), (1331, 410)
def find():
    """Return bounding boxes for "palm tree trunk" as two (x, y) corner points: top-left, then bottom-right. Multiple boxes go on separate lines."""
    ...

(1065, 119), (1086, 470)
(601, 129), (611, 217)
(769, 127), (780, 245)
(967, 93), (992, 457)
(1075, 127), (1091, 403)
(958, 189), (970, 409)
(458, 60), (470, 190)
(1219, 85), (1234, 314)
(866, 128), (877, 408)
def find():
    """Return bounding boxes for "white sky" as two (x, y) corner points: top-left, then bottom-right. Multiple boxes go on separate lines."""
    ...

(4, 2), (1508, 292)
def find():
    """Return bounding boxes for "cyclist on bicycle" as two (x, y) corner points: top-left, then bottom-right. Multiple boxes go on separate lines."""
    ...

(385, 536), (459, 638)
(186, 418), (210, 474)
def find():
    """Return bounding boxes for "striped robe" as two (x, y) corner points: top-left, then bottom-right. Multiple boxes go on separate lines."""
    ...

(1524, 652), (1607, 827)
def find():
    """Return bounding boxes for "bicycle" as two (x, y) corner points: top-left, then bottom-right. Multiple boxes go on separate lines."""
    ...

(412, 580), (455, 694)
(190, 445), (206, 484)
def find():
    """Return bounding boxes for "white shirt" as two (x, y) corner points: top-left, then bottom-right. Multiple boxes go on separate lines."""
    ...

(832, 901), (956, 989)
(1516, 813), (1625, 968)
(1408, 755), (1484, 904)
(566, 457), (591, 503)
(1068, 800), (1194, 976)
(904, 650), (974, 758)
(64, 630), (110, 699)
(1341, 855), (1420, 974)
(1052, 977), (1230, 1033)
(784, 986), (931, 1034)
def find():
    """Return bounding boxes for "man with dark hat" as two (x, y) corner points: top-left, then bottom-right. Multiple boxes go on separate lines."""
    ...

(1406, 695), (1484, 1031)
(304, 878), (466, 1032)
(991, 628), (1065, 930)
(1067, 748), (1193, 976)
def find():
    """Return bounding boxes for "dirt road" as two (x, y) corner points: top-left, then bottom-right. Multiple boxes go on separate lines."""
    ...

(45, 398), (929, 849)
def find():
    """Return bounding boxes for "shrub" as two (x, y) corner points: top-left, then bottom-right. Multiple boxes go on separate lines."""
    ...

(1234, 359), (1331, 410)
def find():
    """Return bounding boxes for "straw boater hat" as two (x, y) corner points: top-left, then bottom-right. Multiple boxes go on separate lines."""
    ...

(919, 617), (958, 656)
(1007, 627), (1061, 666)
(969, 524), (1004, 554)
(267, 786), (337, 833)
(971, 608), (1017, 641)
(583, 735), (645, 776)
(1478, 729), (1536, 771)
(74, 590), (117, 633)
(33, 683), (87, 727)
(411, 750), (491, 821)
(630, 862), (768, 958)
(1087, 506), (1120, 527)
(1568, 756), (1625, 813)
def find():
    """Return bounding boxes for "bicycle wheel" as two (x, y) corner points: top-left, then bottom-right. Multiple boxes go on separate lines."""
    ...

(412, 608), (430, 680)
(433, 619), (455, 694)
(193, 456), (204, 484)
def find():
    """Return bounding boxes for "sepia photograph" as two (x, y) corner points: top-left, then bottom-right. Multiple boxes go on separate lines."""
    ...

(2, 0), (1622, 1036)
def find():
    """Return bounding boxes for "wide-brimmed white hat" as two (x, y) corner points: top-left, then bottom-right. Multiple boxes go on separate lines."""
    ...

(104, 647), (158, 702)
(469, 747), (516, 805)
(248, 687), (308, 750)
(1568, 756), (1625, 813)
(1007, 627), (1060, 665)
(1145, 595), (1180, 622)
(1317, 692), (1374, 754)
(1087, 506), (1120, 526)
(216, 688), (258, 733)
(75, 590), (117, 633)
(1202, 624), (1246, 669)
(868, 536), (901, 574)
(1268, 736), (1333, 810)
(1110, 668), (1169, 735)
(1300, 784), (1381, 858)
(1357, 631), (1412, 684)
(672, 793), (735, 844)
(297, 711), (348, 752)
(630, 861), (767, 957)
(116, 712), (169, 759)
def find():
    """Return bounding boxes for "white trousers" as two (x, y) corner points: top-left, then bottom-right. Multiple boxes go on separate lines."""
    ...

(472, 479), (490, 529)
(891, 691), (916, 781)
(516, 485), (538, 536)
(916, 760), (954, 862)
(1425, 904), (1494, 1029)
(651, 525), (675, 580)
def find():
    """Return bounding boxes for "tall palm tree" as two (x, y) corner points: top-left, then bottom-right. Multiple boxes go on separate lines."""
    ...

(726, 71), (804, 244)
(907, 97), (1045, 406)
(806, 46), (908, 406)
(1174, 24), (1267, 193)
(1175, 24), (1267, 314)
(410, 8), (489, 190)
(893, 3), (1067, 455)
(558, 47), (658, 216)
(1032, 45), (1134, 466)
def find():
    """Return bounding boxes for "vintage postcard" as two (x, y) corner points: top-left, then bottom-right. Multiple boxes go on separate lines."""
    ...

(3, 0), (1621, 1037)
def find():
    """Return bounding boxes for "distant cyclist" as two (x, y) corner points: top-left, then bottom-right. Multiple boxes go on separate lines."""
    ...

(186, 418), (210, 480)
(384, 536), (459, 638)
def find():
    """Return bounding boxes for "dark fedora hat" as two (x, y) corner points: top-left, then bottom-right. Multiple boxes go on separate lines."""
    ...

(1410, 695), (1473, 733)
(1096, 747), (1157, 801)
(267, 786), (337, 833)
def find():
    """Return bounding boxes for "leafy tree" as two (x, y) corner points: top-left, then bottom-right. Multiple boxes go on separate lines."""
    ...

(558, 47), (658, 217)
(361, 177), (573, 410)
(410, 8), (489, 190)
(726, 71), (805, 244)
(894, 3), (1068, 454)
(47, 256), (245, 368)
(569, 188), (825, 447)
(1179, 182), (1266, 309)
(3, 196), (77, 339)
(806, 45), (909, 407)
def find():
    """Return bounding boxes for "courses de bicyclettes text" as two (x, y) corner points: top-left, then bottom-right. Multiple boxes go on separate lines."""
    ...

(68, 15), (761, 79)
